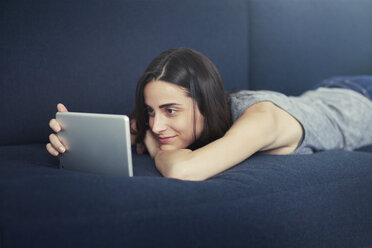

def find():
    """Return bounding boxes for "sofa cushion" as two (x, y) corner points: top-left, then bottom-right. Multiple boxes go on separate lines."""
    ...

(1, 144), (371, 247)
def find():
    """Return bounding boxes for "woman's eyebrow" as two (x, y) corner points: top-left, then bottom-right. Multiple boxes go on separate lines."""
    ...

(159, 103), (182, 109)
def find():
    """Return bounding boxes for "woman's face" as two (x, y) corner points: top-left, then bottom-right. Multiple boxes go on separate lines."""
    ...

(144, 80), (205, 151)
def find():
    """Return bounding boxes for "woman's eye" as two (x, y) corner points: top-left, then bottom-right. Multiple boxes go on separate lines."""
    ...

(167, 109), (177, 115)
(147, 107), (154, 115)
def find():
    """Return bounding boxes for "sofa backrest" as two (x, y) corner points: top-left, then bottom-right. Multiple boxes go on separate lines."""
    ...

(247, 0), (372, 95)
(1, 0), (372, 146)
(0, 0), (249, 145)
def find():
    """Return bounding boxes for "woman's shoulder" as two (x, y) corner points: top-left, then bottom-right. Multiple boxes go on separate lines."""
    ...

(228, 89), (289, 121)
(228, 89), (287, 101)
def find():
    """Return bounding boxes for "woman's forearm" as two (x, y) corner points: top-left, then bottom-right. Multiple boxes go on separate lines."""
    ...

(154, 149), (195, 180)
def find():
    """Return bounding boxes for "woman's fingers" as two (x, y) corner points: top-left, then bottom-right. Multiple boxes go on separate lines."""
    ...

(130, 119), (137, 145)
(49, 119), (62, 132)
(57, 103), (69, 112)
(131, 133), (137, 146)
(49, 133), (66, 153)
(46, 143), (59, 157)
(46, 103), (69, 157)
(143, 130), (160, 158)
(136, 143), (146, 154)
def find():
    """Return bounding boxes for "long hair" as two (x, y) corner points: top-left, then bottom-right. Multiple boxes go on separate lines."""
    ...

(131, 48), (232, 150)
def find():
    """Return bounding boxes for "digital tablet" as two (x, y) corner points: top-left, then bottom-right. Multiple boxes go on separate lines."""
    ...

(56, 112), (133, 177)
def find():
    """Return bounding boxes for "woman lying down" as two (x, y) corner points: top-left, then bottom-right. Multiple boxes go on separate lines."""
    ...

(47, 48), (372, 181)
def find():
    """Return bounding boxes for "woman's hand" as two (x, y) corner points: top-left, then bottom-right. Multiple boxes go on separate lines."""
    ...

(130, 119), (149, 155)
(141, 130), (194, 180)
(46, 103), (69, 157)
(140, 130), (197, 180)
(143, 130), (161, 158)
(144, 130), (192, 180)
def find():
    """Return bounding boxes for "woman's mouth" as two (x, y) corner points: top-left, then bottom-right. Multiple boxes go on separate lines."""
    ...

(158, 135), (177, 144)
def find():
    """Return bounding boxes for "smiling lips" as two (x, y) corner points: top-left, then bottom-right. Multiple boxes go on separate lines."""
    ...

(158, 135), (177, 144)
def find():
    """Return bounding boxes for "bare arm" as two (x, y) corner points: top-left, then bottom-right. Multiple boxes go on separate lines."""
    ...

(154, 101), (303, 181)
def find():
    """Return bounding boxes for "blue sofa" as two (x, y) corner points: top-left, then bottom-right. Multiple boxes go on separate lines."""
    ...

(1, 0), (372, 247)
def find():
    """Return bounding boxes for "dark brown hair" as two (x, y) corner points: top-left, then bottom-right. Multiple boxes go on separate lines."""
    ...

(131, 48), (232, 150)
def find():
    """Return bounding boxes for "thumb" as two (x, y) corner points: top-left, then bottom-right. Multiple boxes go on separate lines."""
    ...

(57, 103), (69, 112)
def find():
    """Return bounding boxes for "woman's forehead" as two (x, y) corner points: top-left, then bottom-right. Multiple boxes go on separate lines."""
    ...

(144, 80), (191, 106)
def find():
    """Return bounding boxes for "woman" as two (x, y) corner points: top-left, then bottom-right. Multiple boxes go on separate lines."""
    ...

(47, 48), (372, 181)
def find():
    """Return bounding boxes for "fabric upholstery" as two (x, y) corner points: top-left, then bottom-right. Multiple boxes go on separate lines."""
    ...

(248, 0), (372, 95)
(0, 0), (249, 145)
(1, 144), (372, 247)
(1, 0), (372, 247)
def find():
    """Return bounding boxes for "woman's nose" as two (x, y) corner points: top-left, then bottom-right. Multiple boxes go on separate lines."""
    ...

(151, 114), (167, 134)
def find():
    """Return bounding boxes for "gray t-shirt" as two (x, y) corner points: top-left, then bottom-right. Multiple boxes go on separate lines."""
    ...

(228, 88), (372, 154)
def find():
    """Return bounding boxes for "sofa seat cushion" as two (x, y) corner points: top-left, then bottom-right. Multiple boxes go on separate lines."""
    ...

(1, 144), (371, 247)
